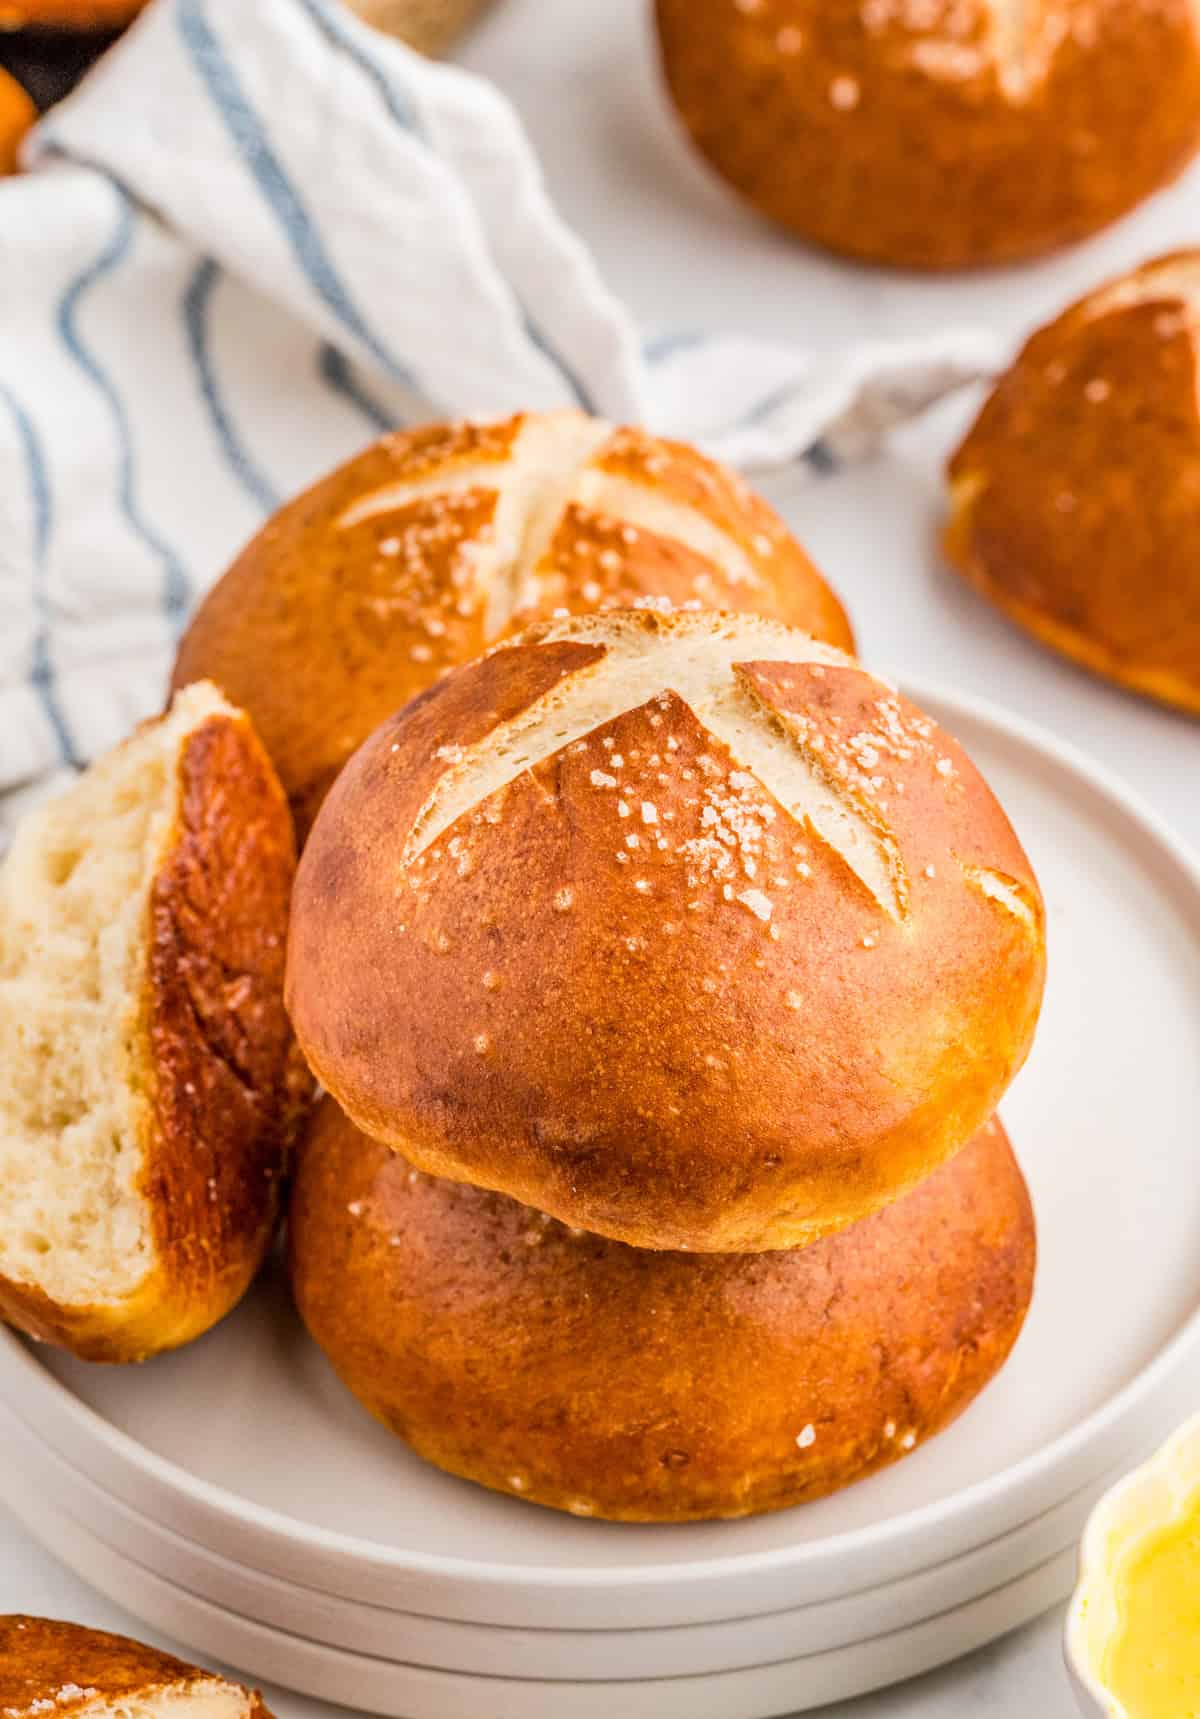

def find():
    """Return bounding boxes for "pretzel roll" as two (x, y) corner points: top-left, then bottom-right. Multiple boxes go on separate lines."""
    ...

(171, 412), (852, 839)
(291, 1102), (1035, 1522)
(947, 253), (1200, 715)
(0, 683), (309, 1364)
(0, 69), (34, 175)
(0, 1618), (272, 1719)
(0, 2), (147, 24)
(654, 0), (1200, 270)
(288, 609), (1045, 1252)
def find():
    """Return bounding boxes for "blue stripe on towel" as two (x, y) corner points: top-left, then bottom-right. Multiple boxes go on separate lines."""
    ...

(57, 181), (192, 626)
(289, 0), (596, 413)
(178, 0), (420, 392)
(519, 318), (596, 414)
(642, 330), (707, 364)
(185, 259), (281, 513)
(318, 343), (401, 435)
(0, 385), (80, 767)
(293, 0), (423, 131)
(730, 379), (840, 474)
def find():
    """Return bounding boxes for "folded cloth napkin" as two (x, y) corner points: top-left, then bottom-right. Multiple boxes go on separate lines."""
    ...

(0, 0), (1001, 828)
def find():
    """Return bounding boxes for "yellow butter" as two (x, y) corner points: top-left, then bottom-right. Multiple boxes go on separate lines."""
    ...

(1104, 1497), (1200, 1719)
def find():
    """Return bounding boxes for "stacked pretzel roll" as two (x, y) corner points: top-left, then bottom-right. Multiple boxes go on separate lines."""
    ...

(271, 419), (1046, 1524)
(0, 404), (1045, 1517)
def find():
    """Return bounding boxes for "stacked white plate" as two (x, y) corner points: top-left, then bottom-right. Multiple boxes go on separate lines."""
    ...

(3, 686), (1200, 1719)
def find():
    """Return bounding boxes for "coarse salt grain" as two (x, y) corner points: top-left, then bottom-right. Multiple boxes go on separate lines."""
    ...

(796, 1424), (816, 1449)
(738, 888), (773, 922)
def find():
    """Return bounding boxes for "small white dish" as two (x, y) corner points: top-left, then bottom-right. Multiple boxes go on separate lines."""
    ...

(1067, 1409), (1200, 1719)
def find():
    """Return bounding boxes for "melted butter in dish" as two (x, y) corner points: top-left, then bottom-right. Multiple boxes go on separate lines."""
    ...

(1105, 1495), (1200, 1718)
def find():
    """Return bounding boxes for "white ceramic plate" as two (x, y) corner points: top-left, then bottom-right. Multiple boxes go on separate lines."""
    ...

(0, 1386), (1135, 1679)
(2, 685), (1199, 1634)
(4, 1485), (1078, 1718)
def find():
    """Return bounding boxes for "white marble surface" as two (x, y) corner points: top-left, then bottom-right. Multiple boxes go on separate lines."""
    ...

(2, 0), (1197, 1714)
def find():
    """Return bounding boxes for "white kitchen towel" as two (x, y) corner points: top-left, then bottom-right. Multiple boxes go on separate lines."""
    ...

(0, 0), (1000, 820)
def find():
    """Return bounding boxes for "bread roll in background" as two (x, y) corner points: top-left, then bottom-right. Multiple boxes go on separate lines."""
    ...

(173, 412), (853, 839)
(0, 1618), (272, 1719)
(0, 2), (146, 24)
(0, 65), (34, 174)
(655, 0), (1200, 270)
(291, 1102), (1035, 1523)
(288, 608), (1045, 1254)
(343, 0), (492, 55)
(0, 683), (310, 1364)
(946, 253), (1200, 716)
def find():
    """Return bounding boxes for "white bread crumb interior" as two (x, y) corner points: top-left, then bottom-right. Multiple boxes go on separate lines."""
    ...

(0, 681), (233, 1308)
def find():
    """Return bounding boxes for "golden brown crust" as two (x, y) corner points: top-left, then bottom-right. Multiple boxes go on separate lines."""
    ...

(946, 252), (1200, 714)
(0, 69), (34, 176)
(0, 1617), (271, 1719)
(0, 702), (311, 1365)
(0, 2), (146, 24)
(171, 413), (853, 840)
(0, 3), (147, 26)
(287, 609), (1045, 1253)
(290, 1102), (1035, 1523)
(655, 0), (1200, 270)
(132, 710), (309, 1358)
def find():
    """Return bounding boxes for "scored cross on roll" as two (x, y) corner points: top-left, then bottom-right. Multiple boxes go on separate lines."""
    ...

(173, 412), (852, 841)
(287, 607), (1046, 1253)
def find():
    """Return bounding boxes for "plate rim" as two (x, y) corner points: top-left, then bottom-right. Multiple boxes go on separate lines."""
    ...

(0, 1385), (1122, 1673)
(3, 680), (1199, 1609)
(6, 1481), (1078, 1716)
